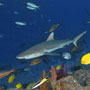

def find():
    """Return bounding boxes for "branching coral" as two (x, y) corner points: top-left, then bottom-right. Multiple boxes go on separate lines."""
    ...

(49, 66), (57, 90)
(49, 65), (67, 90)
(50, 66), (57, 81)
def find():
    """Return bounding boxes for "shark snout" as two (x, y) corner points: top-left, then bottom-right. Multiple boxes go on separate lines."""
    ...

(16, 52), (44, 60)
(16, 56), (24, 59)
(16, 55), (25, 59)
(16, 54), (31, 59)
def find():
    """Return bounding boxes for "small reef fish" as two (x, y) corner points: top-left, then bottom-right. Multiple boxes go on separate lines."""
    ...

(15, 22), (26, 26)
(70, 40), (85, 53)
(15, 68), (30, 75)
(87, 21), (90, 23)
(44, 31), (48, 33)
(62, 52), (72, 60)
(16, 83), (22, 89)
(13, 12), (19, 14)
(56, 65), (62, 70)
(88, 21), (90, 23)
(26, 82), (36, 90)
(0, 35), (3, 38)
(30, 58), (42, 66)
(0, 69), (15, 79)
(49, 23), (60, 32)
(31, 77), (48, 90)
(26, 2), (39, 11)
(26, 6), (37, 11)
(27, 2), (39, 8)
(8, 74), (15, 83)
(48, 19), (52, 22)
(0, 3), (4, 6)
(24, 68), (30, 71)
(81, 53), (90, 65)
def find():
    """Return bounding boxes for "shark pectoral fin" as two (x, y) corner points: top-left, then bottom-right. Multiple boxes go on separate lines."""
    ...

(47, 32), (54, 41)
(44, 52), (60, 56)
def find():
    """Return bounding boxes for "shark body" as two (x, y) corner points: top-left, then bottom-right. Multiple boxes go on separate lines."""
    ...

(16, 31), (87, 60)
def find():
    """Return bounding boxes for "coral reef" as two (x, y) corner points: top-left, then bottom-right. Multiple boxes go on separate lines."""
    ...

(49, 65), (90, 90)
(59, 76), (84, 90)
(55, 80), (63, 90)
(73, 69), (90, 86)
(57, 69), (66, 80)
(3, 67), (90, 90)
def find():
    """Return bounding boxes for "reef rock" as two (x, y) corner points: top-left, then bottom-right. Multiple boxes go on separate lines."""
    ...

(73, 69), (90, 86)
(58, 76), (84, 90)
(84, 86), (90, 90)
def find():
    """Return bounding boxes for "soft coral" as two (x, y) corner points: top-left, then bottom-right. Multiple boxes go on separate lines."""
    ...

(56, 65), (70, 80)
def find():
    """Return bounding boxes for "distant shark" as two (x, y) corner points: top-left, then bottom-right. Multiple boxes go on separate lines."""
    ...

(16, 31), (87, 60)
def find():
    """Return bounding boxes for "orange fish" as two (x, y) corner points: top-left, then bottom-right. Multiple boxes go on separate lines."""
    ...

(30, 58), (42, 66)
(0, 69), (15, 79)
(49, 24), (60, 32)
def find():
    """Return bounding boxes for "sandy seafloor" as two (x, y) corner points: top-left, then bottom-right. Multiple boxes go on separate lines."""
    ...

(0, 0), (90, 88)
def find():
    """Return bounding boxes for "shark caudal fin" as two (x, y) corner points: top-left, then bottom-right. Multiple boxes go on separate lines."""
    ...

(73, 31), (87, 46)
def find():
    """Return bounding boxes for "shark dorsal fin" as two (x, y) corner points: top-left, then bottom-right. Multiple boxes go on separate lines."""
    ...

(47, 32), (54, 41)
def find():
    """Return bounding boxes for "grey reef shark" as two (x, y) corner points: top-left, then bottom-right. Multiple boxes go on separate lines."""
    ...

(16, 31), (87, 60)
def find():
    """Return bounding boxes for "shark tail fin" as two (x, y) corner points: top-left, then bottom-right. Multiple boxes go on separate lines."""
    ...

(73, 31), (87, 46)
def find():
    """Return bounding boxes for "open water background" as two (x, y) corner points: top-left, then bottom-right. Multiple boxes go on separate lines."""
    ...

(0, 0), (90, 88)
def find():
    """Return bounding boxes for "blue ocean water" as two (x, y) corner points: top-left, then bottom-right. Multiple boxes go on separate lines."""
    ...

(0, 0), (90, 88)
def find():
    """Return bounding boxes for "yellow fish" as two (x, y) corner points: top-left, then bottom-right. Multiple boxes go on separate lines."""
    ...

(81, 53), (90, 65)
(16, 83), (22, 89)
(31, 77), (48, 90)
(8, 74), (15, 83)
(56, 65), (61, 70)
